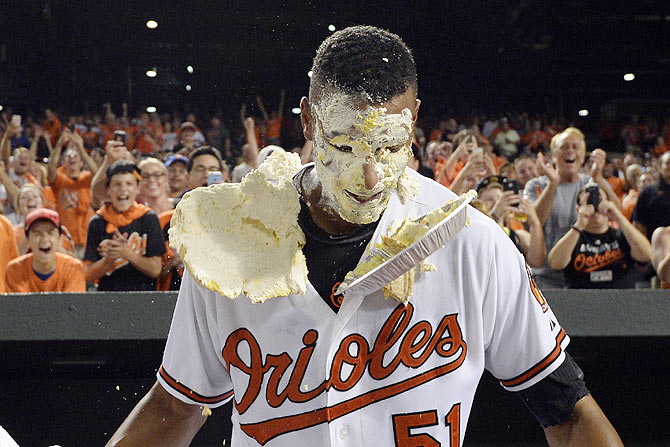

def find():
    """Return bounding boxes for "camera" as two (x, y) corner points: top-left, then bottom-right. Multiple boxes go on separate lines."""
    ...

(502, 178), (520, 196)
(585, 185), (601, 211)
(113, 130), (126, 144)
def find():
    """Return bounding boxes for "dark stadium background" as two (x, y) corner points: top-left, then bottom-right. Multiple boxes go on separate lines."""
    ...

(1, 1), (669, 119)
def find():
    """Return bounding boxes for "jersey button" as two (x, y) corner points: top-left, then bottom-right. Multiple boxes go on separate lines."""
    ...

(338, 425), (348, 440)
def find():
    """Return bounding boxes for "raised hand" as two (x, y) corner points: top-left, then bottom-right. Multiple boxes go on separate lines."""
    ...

(490, 190), (520, 221)
(536, 152), (559, 184)
(589, 148), (607, 179)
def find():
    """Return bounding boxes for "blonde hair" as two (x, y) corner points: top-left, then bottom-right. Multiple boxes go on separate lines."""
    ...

(14, 183), (45, 211)
(138, 157), (168, 175)
(550, 127), (585, 153)
(31, 163), (49, 186)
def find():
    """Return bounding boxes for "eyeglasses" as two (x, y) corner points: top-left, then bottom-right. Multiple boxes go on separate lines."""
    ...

(141, 172), (166, 181)
(192, 165), (221, 173)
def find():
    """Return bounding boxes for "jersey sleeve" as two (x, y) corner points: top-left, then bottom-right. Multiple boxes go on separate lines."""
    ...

(483, 232), (569, 391)
(157, 270), (234, 408)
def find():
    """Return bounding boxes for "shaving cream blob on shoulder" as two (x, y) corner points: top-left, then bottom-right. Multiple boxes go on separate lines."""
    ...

(169, 149), (307, 303)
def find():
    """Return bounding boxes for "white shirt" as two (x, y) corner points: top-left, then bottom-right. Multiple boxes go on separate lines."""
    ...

(159, 169), (567, 446)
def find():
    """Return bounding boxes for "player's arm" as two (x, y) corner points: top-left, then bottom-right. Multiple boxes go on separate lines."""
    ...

(106, 381), (207, 447)
(544, 395), (622, 447)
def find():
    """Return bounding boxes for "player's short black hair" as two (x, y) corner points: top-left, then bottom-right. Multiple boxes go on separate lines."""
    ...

(187, 146), (224, 173)
(310, 25), (417, 103)
(106, 160), (141, 187)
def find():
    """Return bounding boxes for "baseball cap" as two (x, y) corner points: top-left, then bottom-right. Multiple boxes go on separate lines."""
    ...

(165, 154), (189, 167)
(475, 175), (505, 193)
(25, 208), (60, 235)
(180, 121), (197, 131)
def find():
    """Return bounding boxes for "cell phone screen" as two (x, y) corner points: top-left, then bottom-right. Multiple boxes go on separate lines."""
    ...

(208, 171), (222, 185)
(113, 130), (126, 144)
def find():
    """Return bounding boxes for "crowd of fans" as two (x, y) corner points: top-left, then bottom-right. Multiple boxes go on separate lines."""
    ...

(1, 101), (670, 294)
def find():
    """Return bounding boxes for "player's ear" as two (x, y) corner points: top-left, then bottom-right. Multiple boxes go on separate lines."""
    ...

(300, 97), (314, 141)
(412, 99), (421, 128)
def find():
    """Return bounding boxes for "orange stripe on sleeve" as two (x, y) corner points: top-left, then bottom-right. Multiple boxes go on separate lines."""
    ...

(159, 365), (234, 404)
(500, 329), (567, 388)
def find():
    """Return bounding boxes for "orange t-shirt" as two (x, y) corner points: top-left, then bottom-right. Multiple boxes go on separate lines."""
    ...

(50, 171), (94, 246)
(653, 144), (669, 157)
(429, 129), (443, 141)
(265, 117), (283, 140)
(435, 159), (465, 188)
(5, 252), (86, 293)
(44, 117), (62, 146)
(0, 214), (19, 293)
(43, 185), (57, 210)
(134, 135), (155, 154)
(156, 209), (183, 291)
(607, 176), (626, 202)
(622, 189), (638, 220)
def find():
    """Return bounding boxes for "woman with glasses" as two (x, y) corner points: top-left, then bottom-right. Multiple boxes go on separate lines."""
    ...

(138, 158), (174, 215)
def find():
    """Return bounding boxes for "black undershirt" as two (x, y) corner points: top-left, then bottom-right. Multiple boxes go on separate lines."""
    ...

(297, 197), (379, 313)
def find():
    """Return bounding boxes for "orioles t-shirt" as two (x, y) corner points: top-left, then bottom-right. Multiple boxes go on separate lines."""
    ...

(84, 211), (166, 291)
(562, 227), (634, 289)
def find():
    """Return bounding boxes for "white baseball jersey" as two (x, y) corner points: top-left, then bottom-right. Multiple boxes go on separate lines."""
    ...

(158, 169), (568, 446)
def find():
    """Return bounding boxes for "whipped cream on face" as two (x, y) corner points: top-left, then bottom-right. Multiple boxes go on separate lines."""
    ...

(311, 92), (414, 224)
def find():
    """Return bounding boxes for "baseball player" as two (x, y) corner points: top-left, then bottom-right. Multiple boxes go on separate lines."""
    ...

(107, 26), (622, 446)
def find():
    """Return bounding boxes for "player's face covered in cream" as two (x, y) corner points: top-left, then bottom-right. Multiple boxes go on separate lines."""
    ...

(311, 91), (416, 225)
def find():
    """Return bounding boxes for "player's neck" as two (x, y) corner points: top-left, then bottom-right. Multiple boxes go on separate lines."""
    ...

(300, 167), (362, 235)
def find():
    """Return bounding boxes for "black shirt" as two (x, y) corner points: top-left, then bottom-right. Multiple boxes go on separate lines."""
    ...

(631, 179), (670, 239)
(84, 211), (166, 291)
(297, 198), (379, 313)
(562, 227), (635, 289)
